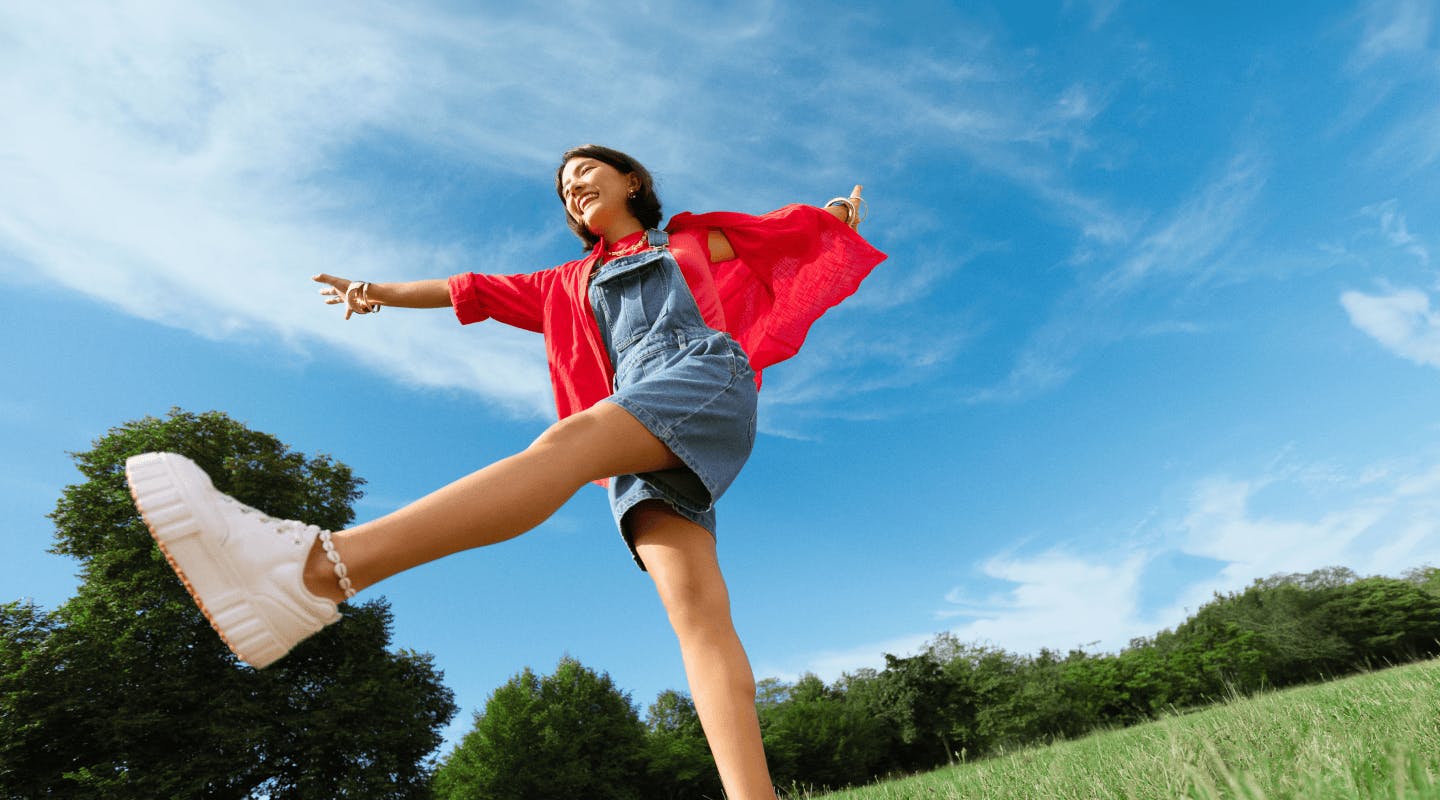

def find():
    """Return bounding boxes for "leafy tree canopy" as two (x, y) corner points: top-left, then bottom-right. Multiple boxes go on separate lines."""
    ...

(434, 655), (648, 800)
(0, 409), (457, 799)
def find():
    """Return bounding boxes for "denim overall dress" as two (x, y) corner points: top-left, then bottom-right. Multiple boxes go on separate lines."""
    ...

(588, 229), (758, 568)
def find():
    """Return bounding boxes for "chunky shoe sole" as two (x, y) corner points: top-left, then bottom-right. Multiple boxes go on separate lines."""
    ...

(127, 452), (294, 668)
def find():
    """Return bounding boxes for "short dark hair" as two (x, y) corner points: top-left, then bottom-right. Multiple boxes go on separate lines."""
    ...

(555, 144), (663, 249)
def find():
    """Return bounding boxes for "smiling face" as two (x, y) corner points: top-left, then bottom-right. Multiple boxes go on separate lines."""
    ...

(554, 145), (663, 249)
(559, 156), (642, 241)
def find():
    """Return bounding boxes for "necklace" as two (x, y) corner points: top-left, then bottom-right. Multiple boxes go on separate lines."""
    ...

(593, 232), (650, 277)
(605, 232), (650, 260)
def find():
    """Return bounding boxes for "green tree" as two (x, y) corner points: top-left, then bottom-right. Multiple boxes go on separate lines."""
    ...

(757, 673), (892, 791)
(1126, 566), (1440, 713)
(830, 669), (902, 775)
(868, 651), (962, 769)
(433, 656), (648, 800)
(1053, 650), (1129, 729)
(927, 638), (1001, 757)
(1404, 566), (1440, 598)
(642, 690), (721, 800)
(1171, 578), (1337, 692)
(1322, 577), (1440, 665)
(0, 409), (457, 799)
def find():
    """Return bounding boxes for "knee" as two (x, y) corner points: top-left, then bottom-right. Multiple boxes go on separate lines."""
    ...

(657, 572), (734, 640)
(528, 412), (600, 455)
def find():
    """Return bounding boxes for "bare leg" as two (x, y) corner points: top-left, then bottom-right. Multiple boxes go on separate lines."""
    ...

(631, 502), (778, 800)
(303, 402), (681, 600)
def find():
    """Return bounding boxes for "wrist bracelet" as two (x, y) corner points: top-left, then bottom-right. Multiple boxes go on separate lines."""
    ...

(825, 196), (867, 227)
(344, 281), (382, 316)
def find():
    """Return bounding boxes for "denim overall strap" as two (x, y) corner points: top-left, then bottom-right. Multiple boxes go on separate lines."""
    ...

(586, 223), (758, 569)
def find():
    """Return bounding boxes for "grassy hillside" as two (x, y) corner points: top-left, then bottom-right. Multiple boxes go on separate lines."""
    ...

(805, 658), (1440, 800)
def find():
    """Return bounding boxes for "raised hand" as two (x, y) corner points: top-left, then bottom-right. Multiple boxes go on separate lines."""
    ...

(312, 273), (378, 320)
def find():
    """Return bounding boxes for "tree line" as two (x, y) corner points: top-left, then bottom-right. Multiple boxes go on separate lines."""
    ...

(3, 410), (1437, 798)
(431, 565), (1440, 797)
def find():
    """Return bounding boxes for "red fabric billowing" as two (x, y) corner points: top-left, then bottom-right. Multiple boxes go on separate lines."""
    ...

(668, 204), (887, 378)
(448, 204), (887, 424)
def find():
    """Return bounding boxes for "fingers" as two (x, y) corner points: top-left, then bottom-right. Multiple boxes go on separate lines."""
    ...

(314, 274), (347, 299)
(313, 273), (353, 317)
(850, 185), (863, 201)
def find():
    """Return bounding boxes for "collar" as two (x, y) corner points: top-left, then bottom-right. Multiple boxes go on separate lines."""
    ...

(596, 230), (647, 257)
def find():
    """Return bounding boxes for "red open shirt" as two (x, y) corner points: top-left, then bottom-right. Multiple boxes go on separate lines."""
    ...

(448, 203), (887, 422)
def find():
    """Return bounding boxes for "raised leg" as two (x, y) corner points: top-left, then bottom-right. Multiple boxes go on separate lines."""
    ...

(631, 502), (778, 800)
(303, 401), (681, 600)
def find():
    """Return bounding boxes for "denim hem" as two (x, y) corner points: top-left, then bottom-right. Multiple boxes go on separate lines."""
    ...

(603, 396), (721, 511)
(609, 488), (717, 572)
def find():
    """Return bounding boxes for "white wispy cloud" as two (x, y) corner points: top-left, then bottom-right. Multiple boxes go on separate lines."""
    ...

(1346, 0), (1440, 170)
(1064, 0), (1124, 30)
(758, 314), (972, 438)
(5, 2), (875, 411)
(1342, 286), (1440, 368)
(760, 547), (1158, 684)
(3, 2), (1117, 419)
(0, 3), (584, 414)
(966, 148), (1265, 404)
(1362, 199), (1431, 265)
(769, 452), (1440, 684)
(963, 329), (1081, 404)
(1163, 459), (1440, 617)
(770, 9), (1135, 246)
(1341, 199), (1439, 368)
(937, 550), (1152, 651)
(1352, 0), (1434, 67)
(1098, 151), (1267, 296)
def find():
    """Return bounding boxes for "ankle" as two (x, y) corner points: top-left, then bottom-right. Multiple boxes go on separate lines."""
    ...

(302, 537), (350, 603)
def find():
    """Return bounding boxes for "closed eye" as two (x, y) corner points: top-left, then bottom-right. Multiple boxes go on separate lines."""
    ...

(562, 162), (596, 201)
(573, 164), (593, 185)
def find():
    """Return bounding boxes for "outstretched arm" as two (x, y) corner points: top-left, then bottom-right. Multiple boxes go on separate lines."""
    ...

(705, 185), (866, 263)
(312, 274), (451, 319)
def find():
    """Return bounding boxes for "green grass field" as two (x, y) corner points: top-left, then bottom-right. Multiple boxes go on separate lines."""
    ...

(803, 658), (1440, 800)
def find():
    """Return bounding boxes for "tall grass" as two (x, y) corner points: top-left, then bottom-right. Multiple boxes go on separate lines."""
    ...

(803, 658), (1440, 800)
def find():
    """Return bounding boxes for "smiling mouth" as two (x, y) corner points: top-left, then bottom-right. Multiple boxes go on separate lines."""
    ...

(576, 192), (599, 213)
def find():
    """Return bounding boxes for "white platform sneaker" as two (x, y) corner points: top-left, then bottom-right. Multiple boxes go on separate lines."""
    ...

(126, 452), (345, 668)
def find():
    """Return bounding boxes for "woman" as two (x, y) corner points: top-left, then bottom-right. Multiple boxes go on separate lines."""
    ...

(127, 144), (885, 799)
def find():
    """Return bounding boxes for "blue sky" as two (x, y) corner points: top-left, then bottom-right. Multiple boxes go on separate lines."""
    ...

(4, 0), (1440, 754)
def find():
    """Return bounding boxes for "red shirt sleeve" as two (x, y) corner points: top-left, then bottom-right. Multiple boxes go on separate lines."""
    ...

(448, 270), (552, 333)
(667, 204), (886, 371)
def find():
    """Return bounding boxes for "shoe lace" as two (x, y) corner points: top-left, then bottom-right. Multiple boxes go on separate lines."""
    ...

(219, 495), (324, 545)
